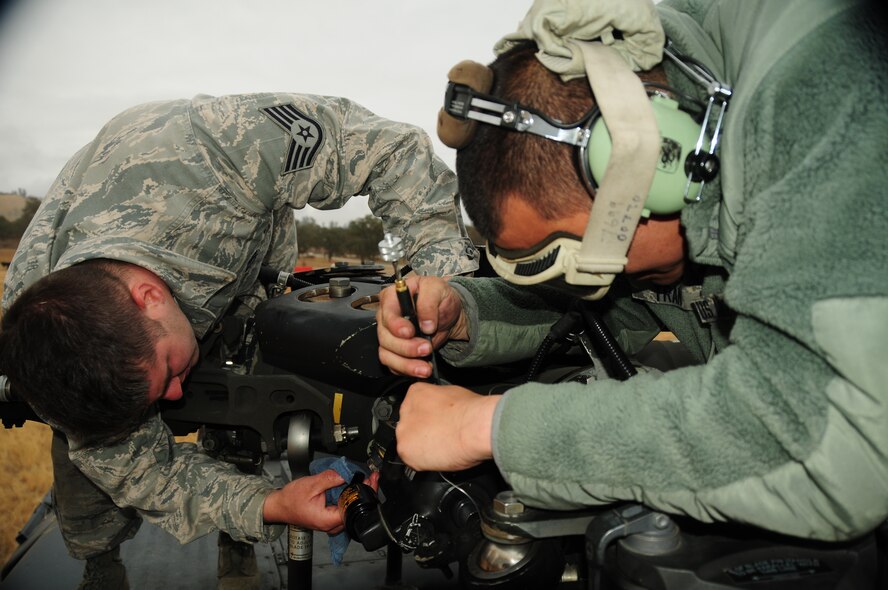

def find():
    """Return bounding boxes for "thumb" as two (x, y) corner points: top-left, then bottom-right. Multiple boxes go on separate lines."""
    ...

(316, 469), (346, 489)
(364, 470), (380, 491)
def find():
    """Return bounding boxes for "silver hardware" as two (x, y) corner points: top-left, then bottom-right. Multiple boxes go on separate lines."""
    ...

(663, 41), (733, 203)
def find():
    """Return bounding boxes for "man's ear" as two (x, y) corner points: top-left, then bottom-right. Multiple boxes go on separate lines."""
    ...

(129, 280), (167, 318)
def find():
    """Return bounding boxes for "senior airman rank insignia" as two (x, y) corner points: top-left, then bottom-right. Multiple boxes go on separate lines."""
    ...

(260, 104), (324, 175)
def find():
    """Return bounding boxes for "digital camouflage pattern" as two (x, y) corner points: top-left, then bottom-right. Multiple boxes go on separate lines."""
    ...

(66, 411), (283, 550)
(3, 92), (478, 551)
(3, 92), (478, 332)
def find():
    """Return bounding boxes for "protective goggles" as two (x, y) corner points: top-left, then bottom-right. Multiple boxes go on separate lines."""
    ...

(487, 231), (625, 300)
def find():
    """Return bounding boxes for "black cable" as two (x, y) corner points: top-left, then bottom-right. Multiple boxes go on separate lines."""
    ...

(526, 311), (582, 383)
(578, 304), (637, 381)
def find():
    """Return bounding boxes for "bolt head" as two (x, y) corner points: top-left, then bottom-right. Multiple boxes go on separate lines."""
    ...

(493, 492), (525, 516)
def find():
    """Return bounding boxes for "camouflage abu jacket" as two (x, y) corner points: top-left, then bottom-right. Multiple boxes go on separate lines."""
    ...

(2, 92), (479, 544)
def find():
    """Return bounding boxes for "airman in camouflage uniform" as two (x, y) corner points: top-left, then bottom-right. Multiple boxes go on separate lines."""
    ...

(1, 93), (478, 578)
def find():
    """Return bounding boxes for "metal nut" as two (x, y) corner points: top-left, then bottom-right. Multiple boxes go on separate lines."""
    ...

(493, 491), (525, 517)
(329, 277), (351, 298)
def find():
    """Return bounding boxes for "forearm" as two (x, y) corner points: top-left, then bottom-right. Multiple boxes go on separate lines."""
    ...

(492, 316), (888, 541)
(69, 413), (283, 544)
(335, 101), (477, 276)
(440, 277), (575, 366)
(264, 206), (298, 272)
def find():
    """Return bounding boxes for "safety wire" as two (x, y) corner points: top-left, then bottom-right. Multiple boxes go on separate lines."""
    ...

(375, 233), (468, 549)
(372, 313), (464, 552)
(376, 502), (414, 551)
(438, 471), (481, 516)
(373, 471), (481, 552)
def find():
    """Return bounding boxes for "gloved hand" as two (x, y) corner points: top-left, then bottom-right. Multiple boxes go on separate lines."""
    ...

(308, 456), (369, 566)
(494, 0), (665, 76)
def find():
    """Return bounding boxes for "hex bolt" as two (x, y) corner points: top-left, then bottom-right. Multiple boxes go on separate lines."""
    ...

(328, 277), (351, 298)
(493, 491), (525, 517)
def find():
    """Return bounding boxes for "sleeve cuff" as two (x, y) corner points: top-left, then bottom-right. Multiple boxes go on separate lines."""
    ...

(409, 238), (480, 277)
(490, 391), (510, 472)
(241, 486), (285, 543)
(439, 281), (481, 364)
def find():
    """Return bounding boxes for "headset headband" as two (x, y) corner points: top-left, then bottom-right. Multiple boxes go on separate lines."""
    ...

(444, 83), (592, 148)
(441, 40), (731, 300)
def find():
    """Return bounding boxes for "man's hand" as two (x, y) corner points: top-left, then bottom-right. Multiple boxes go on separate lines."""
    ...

(376, 276), (469, 378)
(395, 382), (501, 472)
(262, 470), (346, 534)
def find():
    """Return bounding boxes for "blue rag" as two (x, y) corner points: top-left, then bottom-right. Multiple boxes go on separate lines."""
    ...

(308, 456), (369, 566)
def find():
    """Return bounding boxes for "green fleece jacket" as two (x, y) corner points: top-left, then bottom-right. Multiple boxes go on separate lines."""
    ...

(444, 0), (888, 541)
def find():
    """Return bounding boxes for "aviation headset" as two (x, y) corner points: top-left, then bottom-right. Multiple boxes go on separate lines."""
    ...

(438, 40), (732, 299)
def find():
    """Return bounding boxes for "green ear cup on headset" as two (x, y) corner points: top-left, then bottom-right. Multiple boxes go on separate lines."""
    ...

(587, 94), (707, 215)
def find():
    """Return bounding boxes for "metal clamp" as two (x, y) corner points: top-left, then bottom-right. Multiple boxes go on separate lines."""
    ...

(663, 41), (733, 203)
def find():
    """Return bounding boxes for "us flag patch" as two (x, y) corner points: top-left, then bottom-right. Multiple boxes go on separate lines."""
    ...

(260, 104), (324, 174)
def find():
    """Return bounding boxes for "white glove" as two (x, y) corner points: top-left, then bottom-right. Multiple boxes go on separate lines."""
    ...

(494, 0), (665, 78)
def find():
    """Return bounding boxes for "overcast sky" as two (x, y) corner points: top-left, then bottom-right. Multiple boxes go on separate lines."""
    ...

(0, 0), (529, 225)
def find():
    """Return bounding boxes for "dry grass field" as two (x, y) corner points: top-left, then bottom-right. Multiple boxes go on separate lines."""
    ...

(0, 422), (53, 563)
(0, 250), (364, 564)
(0, 247), (55, 564)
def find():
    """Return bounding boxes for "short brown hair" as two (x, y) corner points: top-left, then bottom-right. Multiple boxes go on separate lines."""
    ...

(455, 41), (669, 241)
(455, 42), (595, 240)
(0, 260), (165, 444)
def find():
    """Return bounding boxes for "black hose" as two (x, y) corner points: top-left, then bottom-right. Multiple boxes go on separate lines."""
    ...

(286, 274), (314, 290)
(526, 311), (582, 383)
(526, 336), (558, 383)
(578, 304), (637, 381)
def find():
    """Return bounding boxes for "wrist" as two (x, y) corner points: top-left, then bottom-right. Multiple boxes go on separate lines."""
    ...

(450, 309), (471, 342)
(460, 394), (500, 462)
(262, 488), (282, 523)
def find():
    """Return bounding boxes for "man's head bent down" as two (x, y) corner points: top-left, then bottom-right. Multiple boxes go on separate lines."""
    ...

(454, 42), (684, 285)
(0, 259), (191, 445)
(455, 42), (594, 241)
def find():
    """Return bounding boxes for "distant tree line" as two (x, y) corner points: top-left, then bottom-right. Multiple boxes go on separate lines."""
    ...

(295, 215), (386, 263)
(295, 215), (483, 263)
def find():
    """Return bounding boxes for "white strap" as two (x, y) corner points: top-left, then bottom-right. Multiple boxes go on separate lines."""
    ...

(574, 42), (660, 274)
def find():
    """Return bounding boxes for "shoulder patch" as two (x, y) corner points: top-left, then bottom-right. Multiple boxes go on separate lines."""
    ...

(260, 104), (324, 175)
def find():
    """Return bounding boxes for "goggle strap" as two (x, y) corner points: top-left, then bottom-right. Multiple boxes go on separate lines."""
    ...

(572, 42), (660, 274)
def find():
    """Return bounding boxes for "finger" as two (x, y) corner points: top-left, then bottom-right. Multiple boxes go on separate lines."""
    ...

(385, 313), (418, 340)
(376, 322), (428, 359)
(317, 470), (346, 490)
(377, 290), (417, 339)
(413, 279), (450, 335)
(326, 523), (345, 536)
(377, 287), (413, 338)
(378, 346), (432, 378)
(315, 505), (344, 532)
(363, 470), (380, 492)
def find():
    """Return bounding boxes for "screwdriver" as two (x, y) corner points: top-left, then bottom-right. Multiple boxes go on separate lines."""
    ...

(378, 233), (440, 382)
